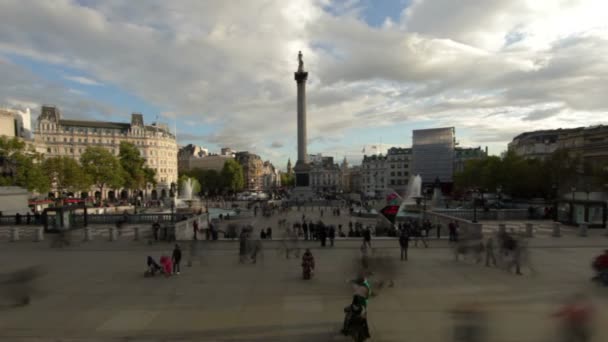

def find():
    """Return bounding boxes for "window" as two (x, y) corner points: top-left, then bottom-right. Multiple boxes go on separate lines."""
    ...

(46, 148), (51, 153)
(390, 180), (395, 185)
(78, 138), (82, 143)
(70, 148), (74, 153)
(390, 172), (395, 176)
(79, 148), (82, 153)
(63, 138), (67, 142)
(397, 172), (402, 176)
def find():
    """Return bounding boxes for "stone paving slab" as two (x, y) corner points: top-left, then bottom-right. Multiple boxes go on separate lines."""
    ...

(1, 238), (608, 342)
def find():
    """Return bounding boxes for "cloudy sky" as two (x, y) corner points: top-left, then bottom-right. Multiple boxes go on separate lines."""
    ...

(1, 0), (607, 168)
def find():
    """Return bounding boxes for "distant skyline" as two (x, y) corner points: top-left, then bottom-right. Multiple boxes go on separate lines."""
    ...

(1, 0), (607, 167)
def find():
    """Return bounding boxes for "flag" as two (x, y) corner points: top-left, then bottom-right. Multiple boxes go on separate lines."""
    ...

(361, 147), (366, 153)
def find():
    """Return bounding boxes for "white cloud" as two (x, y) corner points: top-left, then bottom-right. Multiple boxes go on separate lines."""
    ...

(64, 75), (102, 86)
(0, 0), (606, 163)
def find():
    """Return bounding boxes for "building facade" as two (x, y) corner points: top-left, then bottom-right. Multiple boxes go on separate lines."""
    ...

(177, 144), (233, 173)
(386, 147), (412, 195)
(235, 151), (264, 191)
(412, 127), (455, 186)
(34, 106), (178, 196)
(508, 129), (570, 160)
(262, 161), (281, 191)
(361, 154), (387, 197)
(309, 155), (341, 193)
(454, 146), (488, 173)
(0, 108), (32, 139)
(509, 125), (608, 168)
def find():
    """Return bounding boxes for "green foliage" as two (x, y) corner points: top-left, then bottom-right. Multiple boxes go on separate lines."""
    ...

(119, 141), (147, 193)
(0, 136), (49, 193)
(80, 146), (124, 198)
(143, 166), (157, 188)
(183, 168), (223, 195)
(221, 159), (244, 193)
(43, 156), (91, 194)
(454, 148), (596, 198)
(280, 172), (294, 187)
(178, 175), (201, 196)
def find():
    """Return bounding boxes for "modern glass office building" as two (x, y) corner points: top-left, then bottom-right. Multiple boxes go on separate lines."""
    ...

(412, 127), (455, 185)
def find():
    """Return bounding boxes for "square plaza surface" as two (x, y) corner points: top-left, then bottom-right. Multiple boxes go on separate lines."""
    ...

(1, 234), (607, 342)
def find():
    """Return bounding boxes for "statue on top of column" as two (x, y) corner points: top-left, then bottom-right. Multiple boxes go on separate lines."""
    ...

(298, 51), (304, 72)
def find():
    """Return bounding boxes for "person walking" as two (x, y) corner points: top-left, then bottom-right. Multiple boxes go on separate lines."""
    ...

(320, 224), (327, 247)
(329, 225), (336, 247)
(399, 229), (410, 261)
(303, 222), (309, 240)
(172, 244), (182, 275)
(152, 221), (160, 241)
(552, 293), (595, 342)
(449, 221), (457, 242)
(485, 237), (496, 267)
(363, 226), (372, 249)
(192, 220), (199, 240)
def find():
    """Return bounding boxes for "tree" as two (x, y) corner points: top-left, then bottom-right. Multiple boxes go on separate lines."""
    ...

(221, 159), (244, 193)
(118, 141), (147, 197)
(43, 156), (90, 195)
(177, 175), (201, 196)
(280, 172), (295, 187)
(143, 166), (157, 190)
(0, 136), (49, 193)
(80, 146), (123, 199)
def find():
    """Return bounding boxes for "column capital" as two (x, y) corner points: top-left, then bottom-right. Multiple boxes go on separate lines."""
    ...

(294, 71), (308, 82)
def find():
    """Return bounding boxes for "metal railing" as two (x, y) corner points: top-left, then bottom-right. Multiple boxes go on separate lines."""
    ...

(431, 209), (529, 221)
(0, 215), (41, 226)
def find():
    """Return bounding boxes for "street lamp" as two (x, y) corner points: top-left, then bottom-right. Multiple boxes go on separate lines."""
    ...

(571, 186), (576, 224)
(496, 185), (502, 208)
(552, 184), (558, 221)
(472, 189), (480, 223)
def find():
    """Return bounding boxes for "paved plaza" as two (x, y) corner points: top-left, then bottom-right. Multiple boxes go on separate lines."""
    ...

(1, 208), (608, 342)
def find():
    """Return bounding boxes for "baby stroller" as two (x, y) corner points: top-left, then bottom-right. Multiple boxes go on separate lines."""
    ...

(144, 256), (162, 277)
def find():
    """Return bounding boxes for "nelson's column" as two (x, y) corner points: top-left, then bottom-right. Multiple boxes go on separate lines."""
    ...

(293, 51), (313, 200)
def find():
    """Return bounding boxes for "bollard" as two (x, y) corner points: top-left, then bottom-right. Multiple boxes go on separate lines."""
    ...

(35, 227), (44, 242)
(84, 227), (92, 241)
(552, 222), (561, 237)
(525, 223), (534, 238)
(109, 227), (118, 241)
(10, 227), (20, 242)
(578, 222), (588, 237)
(498, 224), (506, 235)
(133, 227), (140, 241)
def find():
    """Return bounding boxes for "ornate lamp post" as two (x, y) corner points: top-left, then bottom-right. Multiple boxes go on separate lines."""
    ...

(552, 184), (558, 221)
(472, 189), (479, 223)
(571, 186), (576, 224)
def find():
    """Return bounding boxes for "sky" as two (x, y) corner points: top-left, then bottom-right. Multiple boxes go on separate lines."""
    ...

(1, 0), (607, 169)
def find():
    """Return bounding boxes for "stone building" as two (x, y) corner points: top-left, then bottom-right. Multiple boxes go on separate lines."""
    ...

(454, 146), (488, 173)
(0, 108), (32, 139)
(262, 161), (281, 190)
(386, 147), (412, 195)
(34, 106), (178, 198)
(235, 151), (264, 191)
(177, 144), (233, 173)
(509, 125), (608, 168)
(508, 129), (570, 160)
(361, 154), (387, 197)
(309, 155), (341, 193)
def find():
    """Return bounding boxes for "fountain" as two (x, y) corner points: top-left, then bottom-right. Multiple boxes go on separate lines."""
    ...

(174, 177), (202, 211)
(180, 177), (193, 201)
(404, 175), (422, 204)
